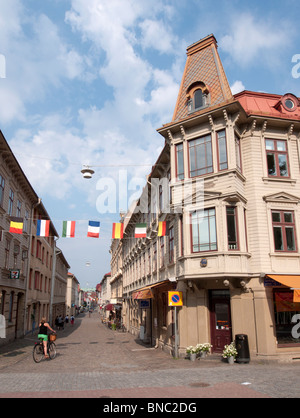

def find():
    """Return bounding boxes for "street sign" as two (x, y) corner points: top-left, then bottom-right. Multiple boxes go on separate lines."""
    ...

(168, 291), (183, 306)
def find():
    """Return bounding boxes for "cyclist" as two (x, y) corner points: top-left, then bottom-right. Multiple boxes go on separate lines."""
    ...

(38, 317), (56, 359)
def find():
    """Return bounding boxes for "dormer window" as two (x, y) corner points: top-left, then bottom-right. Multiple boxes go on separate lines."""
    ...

(186, 81), (210, 114)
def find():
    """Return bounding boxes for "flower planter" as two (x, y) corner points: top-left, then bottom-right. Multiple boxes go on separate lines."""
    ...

(227, 356), (235, 364)
(190, 353), (197, 361)
(199, 351), (207, 358)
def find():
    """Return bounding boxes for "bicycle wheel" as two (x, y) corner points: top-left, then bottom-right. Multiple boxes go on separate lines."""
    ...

(33, 343), (44, 363)
(48, 342), (56, 359)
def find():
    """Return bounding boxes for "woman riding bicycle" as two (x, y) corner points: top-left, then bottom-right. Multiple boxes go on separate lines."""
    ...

(38, 317), (56, 359)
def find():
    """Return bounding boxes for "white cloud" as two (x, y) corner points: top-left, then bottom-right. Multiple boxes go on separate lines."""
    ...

(219, 13), (292, 67)
(231, 80), (245, 95)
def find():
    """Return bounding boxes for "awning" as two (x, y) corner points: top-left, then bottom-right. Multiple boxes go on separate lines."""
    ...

(132, 288), (153, 300)
(132, 280), (173, 300)
(105, 303), (114, 310)
(265, 275), (300, 302)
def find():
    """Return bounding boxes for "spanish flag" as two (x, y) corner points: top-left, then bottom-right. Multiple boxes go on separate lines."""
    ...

(112, 223), (124, 239)
(9, 217), (23, 234)
(157, 221), (168, 237)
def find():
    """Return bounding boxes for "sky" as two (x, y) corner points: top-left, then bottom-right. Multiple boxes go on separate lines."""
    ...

(0, 0), (300, 289)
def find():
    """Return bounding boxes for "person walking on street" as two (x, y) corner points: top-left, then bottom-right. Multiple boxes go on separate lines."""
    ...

(38, 317), (56, 359)
(70, 315), (74, 326)
(65, 315), (69, 325)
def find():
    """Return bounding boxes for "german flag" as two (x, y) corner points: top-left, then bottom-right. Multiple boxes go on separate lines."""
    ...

(157, 221), (168, 237)
(112, 223), (124, 239)
(9, 217), (23, 234)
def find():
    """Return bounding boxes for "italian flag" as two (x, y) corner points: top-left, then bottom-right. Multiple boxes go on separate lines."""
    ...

(9, 217), (23, 234)
(37, 219), (50, 237)
(62, 221), (76, 238)
(135, 223), (147, 238)
(112, 223), (124, 239)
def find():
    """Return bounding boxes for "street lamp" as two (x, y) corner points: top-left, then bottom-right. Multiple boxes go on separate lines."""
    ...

(81, 166), (95, 179)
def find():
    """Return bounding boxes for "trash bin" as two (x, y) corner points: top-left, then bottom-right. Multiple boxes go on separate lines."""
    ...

(235, 334), (250, 363)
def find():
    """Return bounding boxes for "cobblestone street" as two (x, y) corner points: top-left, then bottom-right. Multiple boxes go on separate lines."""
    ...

(0, 312), (299, 398)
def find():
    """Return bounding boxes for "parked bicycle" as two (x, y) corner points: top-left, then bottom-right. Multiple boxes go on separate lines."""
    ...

(33, 333), (57, 363)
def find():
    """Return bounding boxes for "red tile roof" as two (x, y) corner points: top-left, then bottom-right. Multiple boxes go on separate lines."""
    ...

(235, 91), (300, 121)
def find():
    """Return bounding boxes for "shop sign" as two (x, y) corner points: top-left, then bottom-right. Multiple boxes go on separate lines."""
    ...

(10, 269), (20, 279)
(139, 300), (150, 309)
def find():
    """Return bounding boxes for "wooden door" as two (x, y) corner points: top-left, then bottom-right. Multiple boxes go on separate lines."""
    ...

(210, 292), (232, 353)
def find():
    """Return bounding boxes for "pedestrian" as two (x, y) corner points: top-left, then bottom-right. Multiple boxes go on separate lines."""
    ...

(55, 316), (59, 330)
(58, 315), (64, 330)
(65, 315), (69, 325)
(70, 315), (74, 326)
(38, 317), (56, 359)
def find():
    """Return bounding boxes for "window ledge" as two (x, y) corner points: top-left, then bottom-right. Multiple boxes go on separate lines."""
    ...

(269, 252), (300, 257)
(262, 176), (296, 184)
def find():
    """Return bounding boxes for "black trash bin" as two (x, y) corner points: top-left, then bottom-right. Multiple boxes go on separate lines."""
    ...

(235, 334), (250, 363)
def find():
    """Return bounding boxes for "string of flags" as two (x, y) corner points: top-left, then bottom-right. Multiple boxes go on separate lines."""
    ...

(8, 217), (168, 240)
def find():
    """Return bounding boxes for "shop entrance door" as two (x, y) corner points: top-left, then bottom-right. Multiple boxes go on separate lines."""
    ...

(210, 290), (232, 353)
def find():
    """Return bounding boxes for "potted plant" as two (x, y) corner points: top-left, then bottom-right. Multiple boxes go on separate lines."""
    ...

(222, 342), (238, 364)
(196, 343), (212, 358)
(186, 345), (197, 361)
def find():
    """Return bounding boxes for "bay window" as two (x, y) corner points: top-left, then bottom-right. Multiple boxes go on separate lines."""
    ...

(191, 208), (217, 252)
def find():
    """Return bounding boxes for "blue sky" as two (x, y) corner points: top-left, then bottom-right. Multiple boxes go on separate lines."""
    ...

(0, 0), (299, 288)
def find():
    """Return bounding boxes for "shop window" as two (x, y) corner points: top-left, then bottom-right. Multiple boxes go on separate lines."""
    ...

(272, 210), (296, 252)
(273, 289), (300, 345)
(191, 208), (217, 252)
(265, 139), (289, 178)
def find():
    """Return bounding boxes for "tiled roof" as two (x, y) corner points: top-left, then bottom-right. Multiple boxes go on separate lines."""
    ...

(172, 35), (233, 123)
(235, 91), (300, 121)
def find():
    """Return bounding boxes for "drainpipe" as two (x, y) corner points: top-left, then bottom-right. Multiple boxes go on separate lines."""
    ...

(249, 287), (259, 356)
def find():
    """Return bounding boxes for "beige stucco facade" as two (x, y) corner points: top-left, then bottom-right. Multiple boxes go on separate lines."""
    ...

(111, 34), (300, 361)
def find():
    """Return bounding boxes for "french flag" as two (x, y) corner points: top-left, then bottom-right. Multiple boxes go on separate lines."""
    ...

(37, 220), (50, 237)
(87, 221), (100, 238)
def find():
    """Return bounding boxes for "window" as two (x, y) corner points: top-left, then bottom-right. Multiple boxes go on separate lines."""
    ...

(226, 207), (238, 250)
(191, 208), (217, 252)
(8, 189), (14, 216)
(24, 210), (29, 233)
(266, 139), (289, 178)
(153, 242), (157, 271)
(5, 239), (10, 269)
(160, 236), (165, 268)
(217, 130), (228, 170)
(273, 289), (300, 345)
(148, 248), (151, 274)
(0, 174), (4, 207)
(16, 200), (22, 217)
(235, 135), (242, 172)
(189, 134), (213, 177)
(176, 143), (184, 180)
(272, 210), (296, 252)
(169, 225), (174, 263)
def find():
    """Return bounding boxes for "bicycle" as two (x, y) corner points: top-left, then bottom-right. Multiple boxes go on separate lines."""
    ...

(33, 333), (57, 363)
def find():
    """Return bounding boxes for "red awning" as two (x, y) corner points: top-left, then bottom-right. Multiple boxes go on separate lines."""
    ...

(105, 304), (114, 311)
